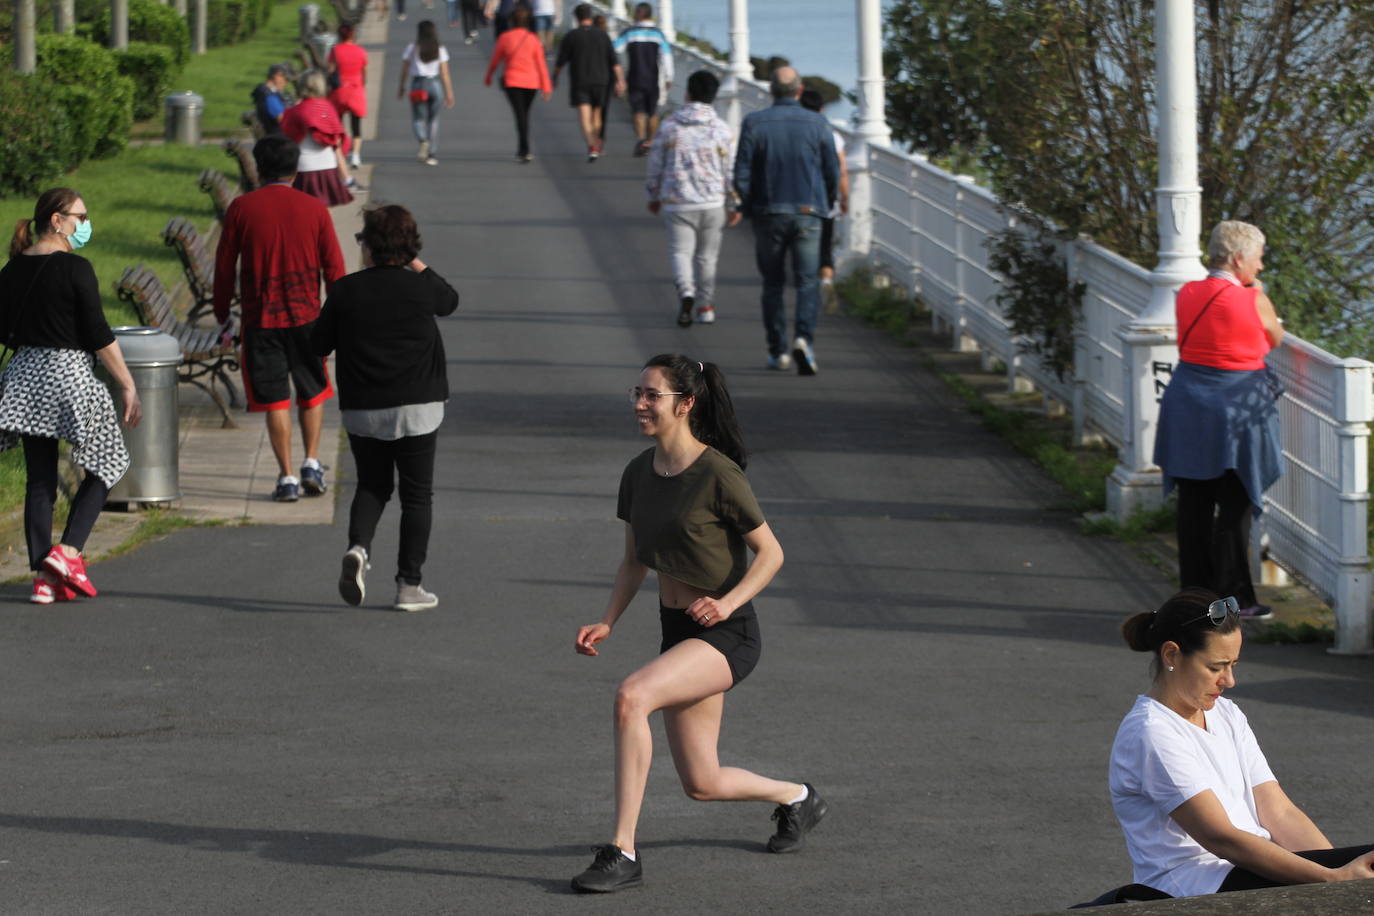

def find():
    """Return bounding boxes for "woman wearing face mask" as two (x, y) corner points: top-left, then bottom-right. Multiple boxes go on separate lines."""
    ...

(0, 188), (141, 604)
(1108, 588), (1374, 899)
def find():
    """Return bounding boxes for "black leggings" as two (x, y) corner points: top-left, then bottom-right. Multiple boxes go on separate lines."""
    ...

(23, 435), (108, 571)
(1174, 471), (1257, 607)
(347, 431), (436, 586)
(1219, 843), (1374, 891)
(504, 86), (537, 156)
(347, 112), (362, 138)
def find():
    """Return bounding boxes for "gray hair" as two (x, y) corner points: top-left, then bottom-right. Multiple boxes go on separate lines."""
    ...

(298, 69), (328, 99)
(1206, 220), (1265, 269)
(769, 69), (802, 99)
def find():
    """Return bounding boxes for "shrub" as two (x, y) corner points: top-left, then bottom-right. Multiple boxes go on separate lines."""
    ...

(0, 70), (75, 197)
(85, 0), (191, 68)
(116, 42), (178, 121)
(207, 0), (256, 46)
(34, 33), (135, 163)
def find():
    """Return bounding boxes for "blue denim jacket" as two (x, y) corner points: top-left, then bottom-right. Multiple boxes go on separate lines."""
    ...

(732, 98), (839, 217)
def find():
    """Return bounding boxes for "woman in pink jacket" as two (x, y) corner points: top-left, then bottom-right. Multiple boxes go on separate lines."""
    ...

(483, 7), (552, 163)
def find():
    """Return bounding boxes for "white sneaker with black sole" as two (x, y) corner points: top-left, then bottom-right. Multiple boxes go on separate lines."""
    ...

(339, 545), (369, 606)
(792, 337), (817, 375)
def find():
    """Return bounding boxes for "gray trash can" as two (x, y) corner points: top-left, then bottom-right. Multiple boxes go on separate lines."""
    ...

(309, 30), (337, 66)
(299, 3), (319, 41)
(104, 327), (182, 505)
(164, 91), (204, 145)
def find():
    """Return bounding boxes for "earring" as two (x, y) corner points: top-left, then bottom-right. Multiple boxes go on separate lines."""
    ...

(1167, 666), (1175, 672)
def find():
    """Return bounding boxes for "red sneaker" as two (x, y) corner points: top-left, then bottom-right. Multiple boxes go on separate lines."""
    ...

(30, 576), (55, 605)
(42, 546), (98, 597)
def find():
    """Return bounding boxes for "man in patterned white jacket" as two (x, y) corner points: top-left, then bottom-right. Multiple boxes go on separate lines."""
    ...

(644, 70), (741, 328)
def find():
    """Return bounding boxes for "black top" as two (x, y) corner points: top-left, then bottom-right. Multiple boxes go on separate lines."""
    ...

(0, 251), (116, 352)
(555, 26), (617, 88)
(311, 265), (459, 410)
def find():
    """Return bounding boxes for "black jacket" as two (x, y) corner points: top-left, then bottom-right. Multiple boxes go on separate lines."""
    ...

(312, 265), (459, 410)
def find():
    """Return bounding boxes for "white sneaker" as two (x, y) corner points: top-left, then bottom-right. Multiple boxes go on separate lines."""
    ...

(766, 352), (793, 371)
(339, 546), (369, 606)
(417, 140), (429, 161)
(424, 156), (439, 166)
(792, 337), (818, 375)
(349, 151), (361, 168)
(696, 306), (716, 324)
(395, 580), (438, 612)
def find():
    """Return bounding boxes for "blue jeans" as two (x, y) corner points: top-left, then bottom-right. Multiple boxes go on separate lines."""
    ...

(410, 76), (443, 150)
(752, 213), (821, 356)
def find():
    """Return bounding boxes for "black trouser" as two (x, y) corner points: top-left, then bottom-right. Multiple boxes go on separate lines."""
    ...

(504, 87), (537, 156)
(1219, 843), (1374, 891)
(460, 0), (482, 32)
(23, 435), (108, 571)
(347, 431), (436, 586)
(1174, 471), (1257, 607)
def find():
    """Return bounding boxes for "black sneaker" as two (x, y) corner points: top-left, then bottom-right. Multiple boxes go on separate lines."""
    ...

(767, 783), (827, 853)
(571, 844), (642, 893)
(677, 295), (694, 328)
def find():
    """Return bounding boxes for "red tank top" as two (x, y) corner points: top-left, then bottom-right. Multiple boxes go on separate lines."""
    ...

(1175, 277), (1269, 370)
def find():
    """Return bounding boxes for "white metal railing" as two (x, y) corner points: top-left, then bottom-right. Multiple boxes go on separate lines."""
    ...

(597, 7), (1374, 653)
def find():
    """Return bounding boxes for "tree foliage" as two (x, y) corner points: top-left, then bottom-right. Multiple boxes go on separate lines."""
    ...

(884, 0), (1374, 357)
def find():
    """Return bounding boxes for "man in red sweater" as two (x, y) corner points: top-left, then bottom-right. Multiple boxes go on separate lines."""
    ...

(214, 135), (347, 502)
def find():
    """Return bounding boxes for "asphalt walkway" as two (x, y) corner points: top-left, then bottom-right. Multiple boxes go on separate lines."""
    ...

(2, 13), (1371, 915)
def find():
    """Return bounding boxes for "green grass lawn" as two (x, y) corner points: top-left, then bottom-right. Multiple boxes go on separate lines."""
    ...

(0, 144), (231, 326)
(131, 0), (319, 139)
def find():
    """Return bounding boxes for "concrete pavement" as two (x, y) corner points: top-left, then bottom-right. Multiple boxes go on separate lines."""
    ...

(1, 11), (1371, 916)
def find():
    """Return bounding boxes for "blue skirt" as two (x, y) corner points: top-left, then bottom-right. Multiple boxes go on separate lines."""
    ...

(1153, 361), (1282, 511)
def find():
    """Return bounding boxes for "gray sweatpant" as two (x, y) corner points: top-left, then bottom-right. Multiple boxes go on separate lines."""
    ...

(663, 207), (726, 309)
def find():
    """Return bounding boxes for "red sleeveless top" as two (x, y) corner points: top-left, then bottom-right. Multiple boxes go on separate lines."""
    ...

(1175, 277), (1269, 370)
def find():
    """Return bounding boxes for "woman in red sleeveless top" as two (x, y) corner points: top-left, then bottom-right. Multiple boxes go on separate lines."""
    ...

(1153, 221), (1284, 618)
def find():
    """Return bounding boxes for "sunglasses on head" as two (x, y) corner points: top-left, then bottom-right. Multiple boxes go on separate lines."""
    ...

(1184, 595), (1240, 627)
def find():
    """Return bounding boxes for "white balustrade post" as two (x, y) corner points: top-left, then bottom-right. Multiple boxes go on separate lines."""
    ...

(1105, 0), (1205, 521)
(841, 0), (891, 270)
(609, 0), (626, 21)
(720, 0), (751, 135)
(657, 0), (673, 42)
(1331, 360), (1374, 655)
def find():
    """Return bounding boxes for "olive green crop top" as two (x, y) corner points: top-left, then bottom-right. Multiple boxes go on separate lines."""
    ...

(616, 446), (766, 594)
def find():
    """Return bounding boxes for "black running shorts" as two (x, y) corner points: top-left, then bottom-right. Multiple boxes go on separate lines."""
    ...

(659, 601), (761, 686)
(242, 323), (333, 412)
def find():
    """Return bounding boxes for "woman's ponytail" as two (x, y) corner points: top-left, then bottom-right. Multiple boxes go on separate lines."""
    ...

(8, 219), (32, 261)
(643, 354), (748, 469)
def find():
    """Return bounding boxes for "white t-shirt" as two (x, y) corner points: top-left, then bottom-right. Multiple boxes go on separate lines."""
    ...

(403, 42), (450, 79)
(296, 134), (336, 172)
(1109, 695), (1276, 898)
(531, 0), (556, 16)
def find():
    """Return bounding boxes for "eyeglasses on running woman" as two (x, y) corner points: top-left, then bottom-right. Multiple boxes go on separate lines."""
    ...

(628, 387), (684, 405)
(1184, 595), (1240, 627)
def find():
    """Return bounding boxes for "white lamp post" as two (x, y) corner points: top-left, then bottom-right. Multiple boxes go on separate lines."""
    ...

(722, 0), (751, 135)
(1105, 0), (1206, 520)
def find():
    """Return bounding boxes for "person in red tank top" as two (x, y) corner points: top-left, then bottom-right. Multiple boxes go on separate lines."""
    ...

(1155, 221), (1285, 618)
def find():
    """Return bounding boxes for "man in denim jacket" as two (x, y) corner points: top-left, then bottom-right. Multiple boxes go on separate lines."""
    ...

(733, 66), (840, 374)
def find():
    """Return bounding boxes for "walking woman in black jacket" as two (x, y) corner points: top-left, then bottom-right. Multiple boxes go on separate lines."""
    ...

(312, 204), (459, 611)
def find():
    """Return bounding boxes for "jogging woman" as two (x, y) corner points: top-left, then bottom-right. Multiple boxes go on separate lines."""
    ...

(571, 353), (827, 893)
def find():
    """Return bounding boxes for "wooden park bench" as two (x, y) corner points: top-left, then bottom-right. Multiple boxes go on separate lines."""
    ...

(116, 265), (240, 428)
(198, 168), (237, 223)
(223, 138), (260, 193)
(162, 216), (230, 323)
(241, 109), (267, 139)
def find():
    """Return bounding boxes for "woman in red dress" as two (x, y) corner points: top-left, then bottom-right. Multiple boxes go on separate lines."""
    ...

(328, 22), (369, 169)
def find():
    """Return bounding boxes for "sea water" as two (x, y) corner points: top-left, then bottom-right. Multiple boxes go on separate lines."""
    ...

(671, 0), (898, 122)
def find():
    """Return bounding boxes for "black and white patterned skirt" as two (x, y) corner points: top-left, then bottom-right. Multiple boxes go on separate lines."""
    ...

(0, 346), (130, 488)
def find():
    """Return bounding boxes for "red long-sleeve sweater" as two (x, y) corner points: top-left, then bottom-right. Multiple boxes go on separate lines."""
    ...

(213, 184), (346, 329)
(484, 28), (553, 93)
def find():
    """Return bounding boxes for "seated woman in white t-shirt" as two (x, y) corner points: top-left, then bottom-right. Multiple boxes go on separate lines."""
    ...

(1110, 587), (1374, 898)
